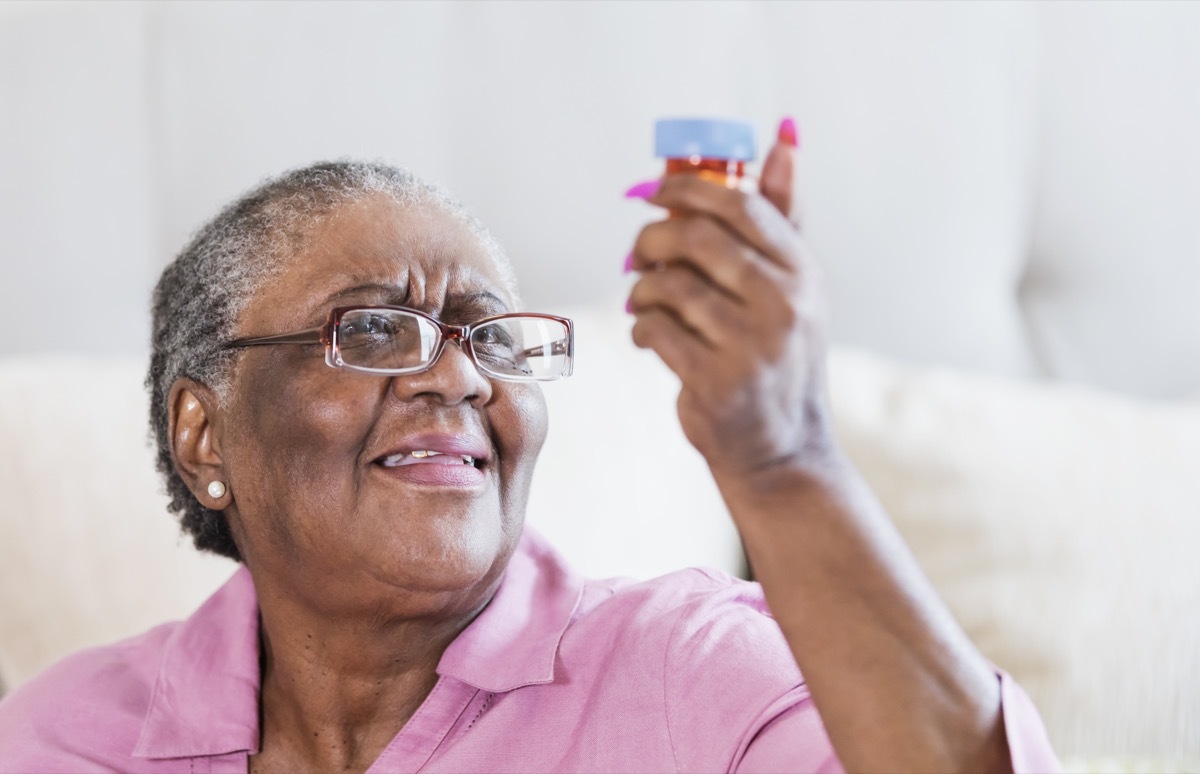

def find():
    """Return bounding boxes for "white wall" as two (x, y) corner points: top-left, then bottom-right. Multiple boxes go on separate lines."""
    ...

(2, 1), (1199, 397)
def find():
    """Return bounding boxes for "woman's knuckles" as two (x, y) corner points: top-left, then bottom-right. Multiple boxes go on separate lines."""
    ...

(631, 223), (685, 271)
(631, 311), (702, 366)
(657, 174), (739, 212)
(628, 315), (656, 350)
(634, 270), (724, 332)
(678, 216), (732, 258)
(660, 268), (708, 303)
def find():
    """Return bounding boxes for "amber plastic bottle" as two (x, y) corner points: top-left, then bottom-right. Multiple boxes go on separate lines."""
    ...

(655, 118), (757, 189)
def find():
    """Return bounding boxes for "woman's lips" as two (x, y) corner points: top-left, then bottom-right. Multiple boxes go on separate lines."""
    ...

(380, 450), (479, 467)
(373, 433), (491, 466)
(375, 450), (487, 487)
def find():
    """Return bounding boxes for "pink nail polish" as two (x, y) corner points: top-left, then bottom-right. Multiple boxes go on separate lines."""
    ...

(624, 179), (661, 199)
(777, 116), (800, 149)
(625, 297), (633, 314)
(623, 252), (634, 274)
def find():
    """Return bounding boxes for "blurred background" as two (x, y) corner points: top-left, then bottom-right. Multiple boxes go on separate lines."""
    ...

(2, 0), (1198, 397)
(2, 0), (1199, 765)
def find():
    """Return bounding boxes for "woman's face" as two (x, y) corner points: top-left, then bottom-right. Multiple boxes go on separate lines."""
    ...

(217, 194), (547, 616)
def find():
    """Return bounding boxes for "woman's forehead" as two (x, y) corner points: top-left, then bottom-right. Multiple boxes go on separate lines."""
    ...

(244, 196), (515, 329)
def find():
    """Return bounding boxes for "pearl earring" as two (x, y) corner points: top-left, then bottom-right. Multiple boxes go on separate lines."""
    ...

(207, 481), (227, 499)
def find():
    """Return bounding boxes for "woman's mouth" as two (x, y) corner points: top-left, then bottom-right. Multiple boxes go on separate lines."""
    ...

(373, 446), (489, 488)
(379, 450), (482, 469)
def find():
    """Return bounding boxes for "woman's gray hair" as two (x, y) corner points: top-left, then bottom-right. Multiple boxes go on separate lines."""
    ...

(147, 160), (514, 561)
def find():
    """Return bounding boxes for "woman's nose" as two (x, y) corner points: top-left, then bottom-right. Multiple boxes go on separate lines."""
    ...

(390, 339), (493, 407)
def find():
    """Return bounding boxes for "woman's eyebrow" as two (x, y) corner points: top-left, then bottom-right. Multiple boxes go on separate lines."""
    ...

(447, 291), (511, 315)
(317, 284), (508, 315)
(320, 282), (407, 307)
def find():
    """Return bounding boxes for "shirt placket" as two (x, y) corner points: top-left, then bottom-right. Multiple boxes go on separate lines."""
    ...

(366, 676), (479, 773)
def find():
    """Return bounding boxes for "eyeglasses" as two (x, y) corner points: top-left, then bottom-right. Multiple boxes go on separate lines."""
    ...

(223, 306), (574, 382)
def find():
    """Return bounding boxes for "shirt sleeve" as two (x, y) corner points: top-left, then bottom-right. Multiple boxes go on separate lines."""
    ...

(732, 692), (841, 774)
(735, 670), (1060, 774)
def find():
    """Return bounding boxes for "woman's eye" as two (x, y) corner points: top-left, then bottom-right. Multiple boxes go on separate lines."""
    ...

(476, 328), (498, 344)
(472, 324), (524, 371)
(476, 326), (514, 348)
(342, 314), (396, 342)
(368, 316), (393, 334)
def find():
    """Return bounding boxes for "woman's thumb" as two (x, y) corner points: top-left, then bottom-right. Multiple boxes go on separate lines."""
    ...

(760, 117), (799, 222)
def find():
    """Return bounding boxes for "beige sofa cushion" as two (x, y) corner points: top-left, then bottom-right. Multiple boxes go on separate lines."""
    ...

(828, 350), (1200, 759)
(0, 359), (237, 690)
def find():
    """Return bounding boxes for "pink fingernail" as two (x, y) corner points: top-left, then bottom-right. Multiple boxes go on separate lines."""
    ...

(778, 116), (800, 149)
(624, 179), (661, 199)
(622, 251), (634, 274)
(625, 297), (633, 314)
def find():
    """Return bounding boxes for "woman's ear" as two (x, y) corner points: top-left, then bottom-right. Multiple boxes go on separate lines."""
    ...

(168, 378), (230, 509)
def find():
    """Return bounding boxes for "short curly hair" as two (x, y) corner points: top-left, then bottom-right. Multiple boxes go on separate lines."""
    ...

(147, 160), (513, 561)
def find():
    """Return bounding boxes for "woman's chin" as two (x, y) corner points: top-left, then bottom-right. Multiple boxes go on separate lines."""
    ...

(363, 507), (516, 595)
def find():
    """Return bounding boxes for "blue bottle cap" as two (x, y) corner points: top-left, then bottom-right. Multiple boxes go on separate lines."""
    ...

(654, 118), (758, 162)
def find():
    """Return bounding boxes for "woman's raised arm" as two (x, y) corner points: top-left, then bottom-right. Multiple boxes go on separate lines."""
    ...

(625, 119), (1028, 773)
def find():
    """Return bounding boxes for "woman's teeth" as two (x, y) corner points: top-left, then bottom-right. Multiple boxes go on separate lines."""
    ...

(380, 451), (478, 468)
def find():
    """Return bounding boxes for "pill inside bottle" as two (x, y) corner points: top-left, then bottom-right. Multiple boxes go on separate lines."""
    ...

(655, 118), (758, 191)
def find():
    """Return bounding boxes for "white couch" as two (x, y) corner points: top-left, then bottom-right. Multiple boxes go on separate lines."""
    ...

(2, 1), (1200, 769)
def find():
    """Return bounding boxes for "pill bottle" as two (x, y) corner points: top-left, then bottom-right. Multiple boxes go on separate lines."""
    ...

(654, 118), (758, 189)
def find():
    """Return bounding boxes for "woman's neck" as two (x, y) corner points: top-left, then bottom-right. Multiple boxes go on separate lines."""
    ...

(247, 575), (496, 774)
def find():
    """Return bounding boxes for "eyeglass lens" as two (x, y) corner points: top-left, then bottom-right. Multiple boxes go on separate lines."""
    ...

(471, 316), (571, 379)
(335, 309), (570, 380)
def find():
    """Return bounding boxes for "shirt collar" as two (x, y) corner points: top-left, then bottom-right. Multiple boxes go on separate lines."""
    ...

(132, 565), (261, 760)
(132, 528), (583, 760)
(437, 528), (584, 693)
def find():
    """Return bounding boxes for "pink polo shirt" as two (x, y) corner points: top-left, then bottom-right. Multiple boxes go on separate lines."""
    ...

(0, 530), (1058, 772)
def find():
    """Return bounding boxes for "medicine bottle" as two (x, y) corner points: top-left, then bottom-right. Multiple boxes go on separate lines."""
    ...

(654, 118), (758, 189)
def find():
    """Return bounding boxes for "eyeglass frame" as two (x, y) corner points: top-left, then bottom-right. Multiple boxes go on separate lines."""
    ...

(222, 305), (575, 382)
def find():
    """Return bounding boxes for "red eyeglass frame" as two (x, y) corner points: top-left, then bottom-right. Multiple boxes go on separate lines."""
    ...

(223, 305), (574, 381)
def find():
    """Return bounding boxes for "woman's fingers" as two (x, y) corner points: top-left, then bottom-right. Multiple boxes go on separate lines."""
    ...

(628, 263), (757, 351)
(630, 215), (790, 306)
(760, 117), (799, 224)
(640, 175), (800, 274)
(629, 305), (713, 386)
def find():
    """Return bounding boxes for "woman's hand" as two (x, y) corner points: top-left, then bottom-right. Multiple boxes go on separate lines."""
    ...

(626, 122), (834, 485)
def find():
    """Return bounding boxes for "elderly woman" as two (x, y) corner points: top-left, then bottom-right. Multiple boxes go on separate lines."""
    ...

(0, 123), (1056, 773)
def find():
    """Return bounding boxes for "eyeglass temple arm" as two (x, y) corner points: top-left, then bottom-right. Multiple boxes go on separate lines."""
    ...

(224, 327), (324, 349)
(517, 337), (571, 358)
